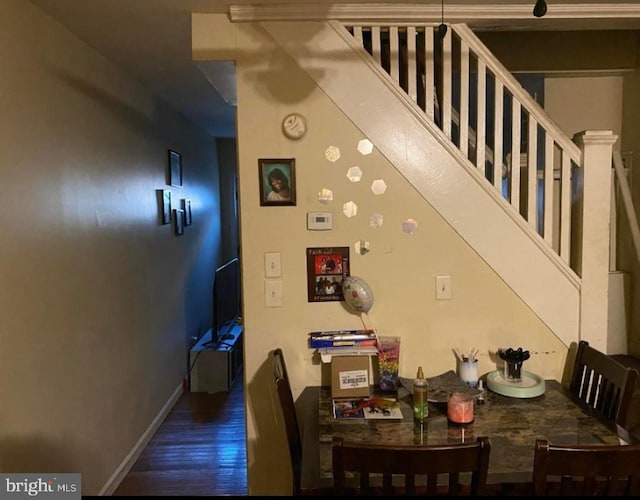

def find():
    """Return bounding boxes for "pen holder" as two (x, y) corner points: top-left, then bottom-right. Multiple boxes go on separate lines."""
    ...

(504, 360), (523, 382)
(458, 359), (479, 388)
(498, 347), (530, 383)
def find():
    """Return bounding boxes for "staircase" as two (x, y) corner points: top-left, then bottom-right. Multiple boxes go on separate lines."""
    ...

(259, 18), (619, 352)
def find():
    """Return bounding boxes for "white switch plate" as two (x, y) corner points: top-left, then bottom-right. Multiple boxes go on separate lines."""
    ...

(264, 252), (281, 278)
(435, 275), (452, 300)
(265, 280), (283, 307)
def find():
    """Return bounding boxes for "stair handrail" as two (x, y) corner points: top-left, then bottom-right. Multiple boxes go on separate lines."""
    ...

(612, 150), (640, 266)
(259, 17), (616, 347)
(453, 24), (581, 165)
(342, 21), (586, 265)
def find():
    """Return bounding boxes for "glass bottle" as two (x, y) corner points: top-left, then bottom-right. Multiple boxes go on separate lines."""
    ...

(413, 366), (428, 422)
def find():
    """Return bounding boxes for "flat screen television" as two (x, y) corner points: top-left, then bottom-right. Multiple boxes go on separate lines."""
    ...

(211, 257), (241, 346)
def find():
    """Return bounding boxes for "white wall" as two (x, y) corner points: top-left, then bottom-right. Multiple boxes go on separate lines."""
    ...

(194, 14), (568, 495)
(0, 2), (221, 494)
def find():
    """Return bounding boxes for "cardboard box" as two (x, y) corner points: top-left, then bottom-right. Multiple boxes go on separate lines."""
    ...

(331, 355), (371, 398)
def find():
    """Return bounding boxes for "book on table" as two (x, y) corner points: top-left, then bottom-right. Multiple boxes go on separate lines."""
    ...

(332, 396), (403, 419)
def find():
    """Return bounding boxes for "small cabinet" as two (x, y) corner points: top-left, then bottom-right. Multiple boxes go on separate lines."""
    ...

(189, 325), (243, 393)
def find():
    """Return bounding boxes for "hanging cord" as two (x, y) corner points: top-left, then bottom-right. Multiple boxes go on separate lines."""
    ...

(438, 0), (447, 38)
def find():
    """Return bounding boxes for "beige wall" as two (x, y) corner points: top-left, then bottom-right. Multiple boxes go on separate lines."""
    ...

(545, 76), (623, 145)
(478, 30), (637, 73)
(194, 14), (569, 495)
(0, 2), (221, 494)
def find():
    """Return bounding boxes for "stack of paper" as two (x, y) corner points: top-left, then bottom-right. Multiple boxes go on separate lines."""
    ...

(332, 397), (403, 419)
(307, 329), (377, 348)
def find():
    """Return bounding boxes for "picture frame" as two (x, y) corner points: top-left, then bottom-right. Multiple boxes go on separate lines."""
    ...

(174, 208), (184, 235)
(182, 199), (192, 226)
(168, 149), (182, 187)
(259, 158), (296, 206)
(306, 246), (350, 302)
(160, 189), (172, 225)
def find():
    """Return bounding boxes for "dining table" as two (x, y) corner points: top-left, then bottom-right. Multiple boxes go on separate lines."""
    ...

(297, 375), (637, 495)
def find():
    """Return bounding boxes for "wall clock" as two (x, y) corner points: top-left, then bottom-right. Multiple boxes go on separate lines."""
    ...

(282, 113), (307, 140)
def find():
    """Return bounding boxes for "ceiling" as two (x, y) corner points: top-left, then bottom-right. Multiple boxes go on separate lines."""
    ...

(27, 1), (640, 138)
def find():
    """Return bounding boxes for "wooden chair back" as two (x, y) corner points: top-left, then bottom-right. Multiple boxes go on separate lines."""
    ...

(532, 439), (640, 495)
(272, 348), (303, 495)
(569, 340), (639, 428)
(331, 436), (491, 496)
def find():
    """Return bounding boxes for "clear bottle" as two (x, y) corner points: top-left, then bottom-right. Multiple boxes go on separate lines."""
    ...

(413, 366), (428, 422)
(477, 379), (486, 404)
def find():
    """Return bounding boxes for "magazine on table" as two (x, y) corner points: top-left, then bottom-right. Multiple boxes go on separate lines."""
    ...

(332, 396), (403, 420)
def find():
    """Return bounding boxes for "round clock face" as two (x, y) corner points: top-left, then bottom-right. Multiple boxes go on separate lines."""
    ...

(282, 113), (307, 139)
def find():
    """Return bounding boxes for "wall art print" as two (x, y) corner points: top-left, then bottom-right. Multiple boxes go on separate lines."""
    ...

(306, 246), (350, 303)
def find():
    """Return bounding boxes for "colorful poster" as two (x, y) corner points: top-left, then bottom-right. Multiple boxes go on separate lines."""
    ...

(306, 247), (350, 302)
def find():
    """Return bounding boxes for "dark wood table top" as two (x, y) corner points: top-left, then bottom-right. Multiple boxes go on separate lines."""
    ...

(298, 379), (635, 492)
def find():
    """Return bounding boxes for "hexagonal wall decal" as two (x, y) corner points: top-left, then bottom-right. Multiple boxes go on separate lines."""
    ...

(371, 179), (387, 195)
(347, 166), (363, 182)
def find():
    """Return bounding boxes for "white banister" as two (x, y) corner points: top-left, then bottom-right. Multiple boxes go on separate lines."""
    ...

(527, 117), (538, 232)
(613, 150), (640, 267)
(341, 21), (587, 271)
(543, 134), (554, 245)
(459, 40), (469, 159)
(493, 79), (504, 191)
(267, 17), (620, 350)
(510, 101), (521, 211)
(442, 30), (452, 139)
(424, 27), (435, 121)
(476, 60), (486, 175)
(559, 152), (572, 264)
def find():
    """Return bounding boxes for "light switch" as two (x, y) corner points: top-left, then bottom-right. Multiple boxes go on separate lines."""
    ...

(264, 252), (281, 278)
(435, 275), (452, 300)
(265, 280), (283, 307)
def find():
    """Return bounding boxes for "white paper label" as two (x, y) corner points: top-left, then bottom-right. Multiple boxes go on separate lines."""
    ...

(339, 369), (369, 389)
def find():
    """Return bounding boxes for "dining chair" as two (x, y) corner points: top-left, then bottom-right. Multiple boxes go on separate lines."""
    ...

(331, 436), (491, 496)
(569, 340), (639, 428)
(532, 439), (640, 495)
(272, 348), (304, 496)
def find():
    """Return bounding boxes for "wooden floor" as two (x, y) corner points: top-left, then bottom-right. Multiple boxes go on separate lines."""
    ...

(113, 376), (247, 496)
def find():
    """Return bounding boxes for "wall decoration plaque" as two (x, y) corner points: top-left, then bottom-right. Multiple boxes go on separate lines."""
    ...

(306, 246), (350, 303)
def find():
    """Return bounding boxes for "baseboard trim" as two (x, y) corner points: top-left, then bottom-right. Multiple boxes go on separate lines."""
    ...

(98, 381), (184, 496)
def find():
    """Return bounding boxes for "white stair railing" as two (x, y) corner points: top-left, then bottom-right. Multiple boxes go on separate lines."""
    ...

(612, 150), (640, 268)
(255, 15), (616, 350)
(344, 22), (580, 270)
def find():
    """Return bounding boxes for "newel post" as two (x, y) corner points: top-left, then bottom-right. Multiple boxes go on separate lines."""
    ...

(572, 130), (617, 352)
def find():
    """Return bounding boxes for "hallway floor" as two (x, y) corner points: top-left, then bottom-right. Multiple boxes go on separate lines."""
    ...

(113, 376), (247, 496)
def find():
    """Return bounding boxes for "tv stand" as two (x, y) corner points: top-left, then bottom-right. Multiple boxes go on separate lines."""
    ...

(189, 325), (243, 393)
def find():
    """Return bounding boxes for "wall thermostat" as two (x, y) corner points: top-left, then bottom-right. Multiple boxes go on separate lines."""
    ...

(307, 211), (333, 230)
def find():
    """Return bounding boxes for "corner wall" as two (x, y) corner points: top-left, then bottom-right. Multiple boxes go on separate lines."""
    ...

(0, 2), (221, 494)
